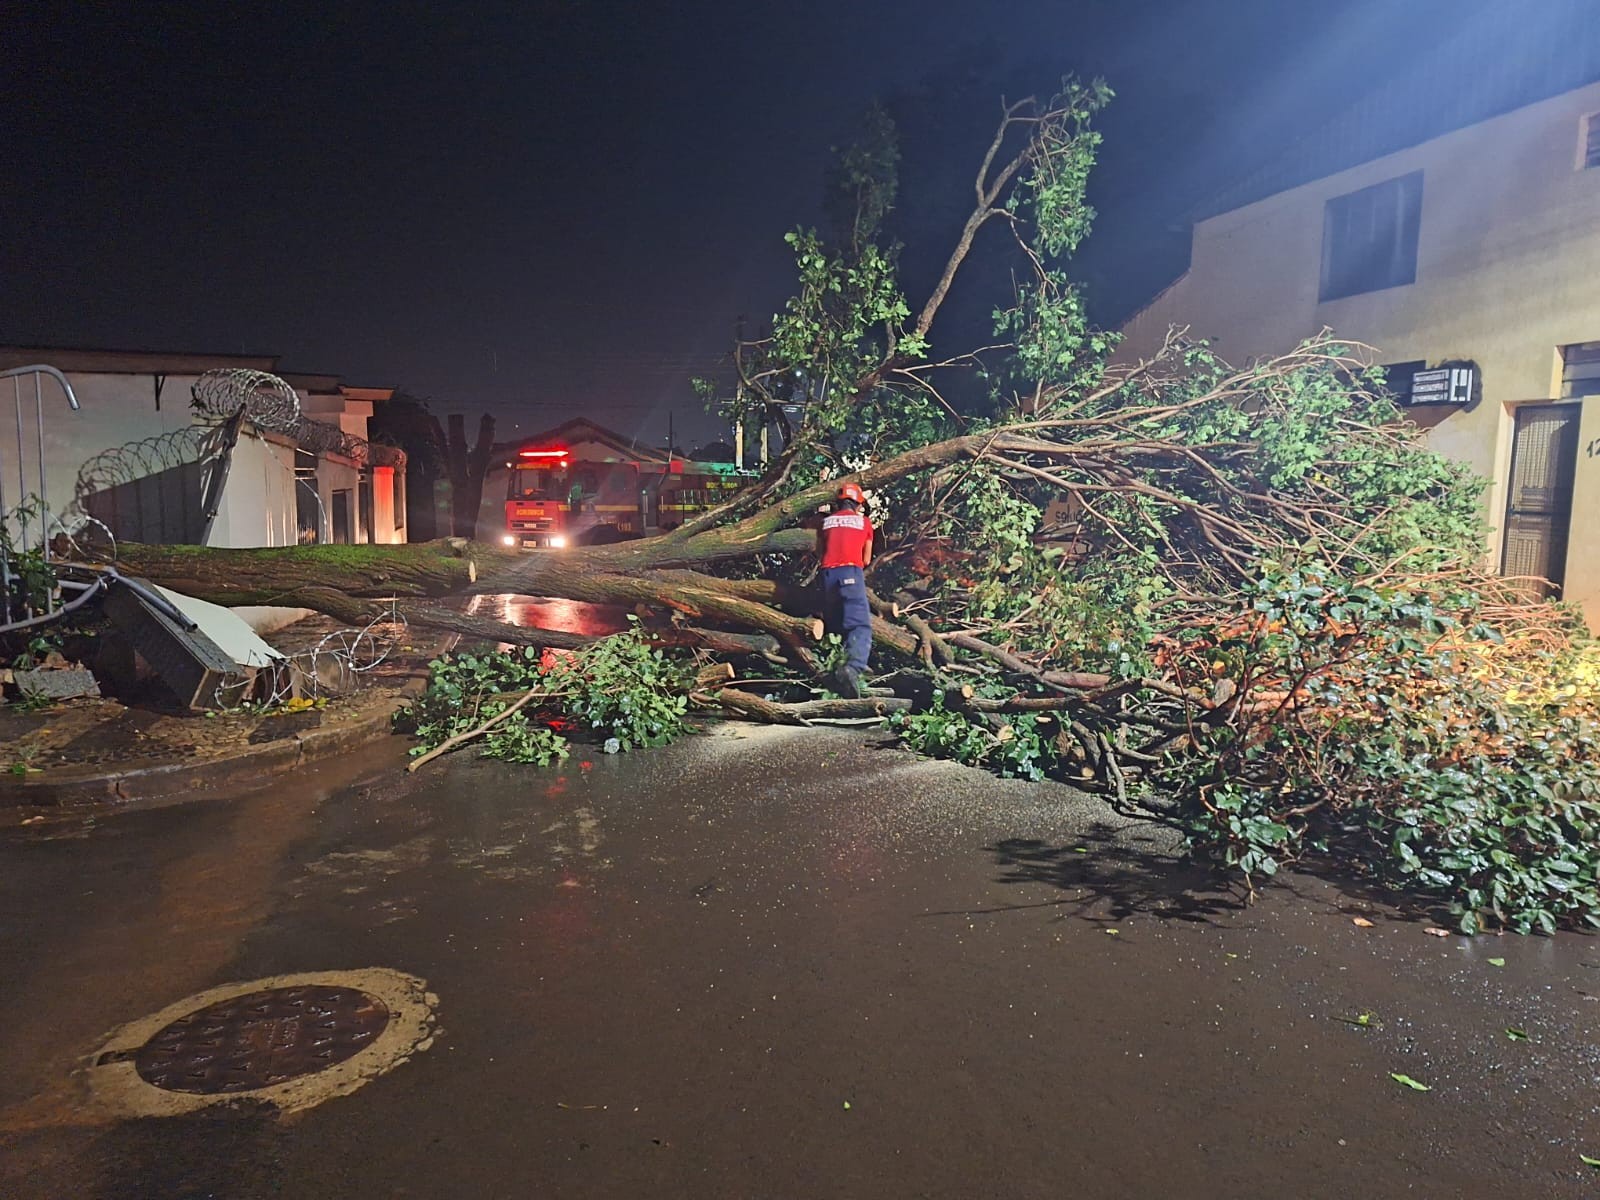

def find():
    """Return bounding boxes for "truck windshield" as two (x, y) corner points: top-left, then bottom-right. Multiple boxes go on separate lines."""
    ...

(508, 464), (568, 501)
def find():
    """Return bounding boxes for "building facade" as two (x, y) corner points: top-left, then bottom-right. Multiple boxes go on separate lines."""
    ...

(0, 347), (407, 550)
(1118, 80), (1600, 623)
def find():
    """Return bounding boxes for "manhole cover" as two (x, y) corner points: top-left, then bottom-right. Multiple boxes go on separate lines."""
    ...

(134, 985), (390, 1094)
(90, 968), (436, 1118)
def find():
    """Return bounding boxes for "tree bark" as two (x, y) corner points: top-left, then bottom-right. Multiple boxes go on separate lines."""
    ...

(108, 541), (482, 604)
(437, 412), (497, 539)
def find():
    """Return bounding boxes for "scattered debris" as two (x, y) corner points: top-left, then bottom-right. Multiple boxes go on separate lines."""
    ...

(1351, 917), (1374, 928)
(13, 666), (100, 701)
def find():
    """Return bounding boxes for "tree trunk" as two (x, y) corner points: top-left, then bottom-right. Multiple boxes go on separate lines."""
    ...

(406, 468), (441, 542)
(437, 412), (497, 539)
(108, 540), (483, 604)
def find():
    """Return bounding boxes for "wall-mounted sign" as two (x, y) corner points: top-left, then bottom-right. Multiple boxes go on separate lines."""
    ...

(1408, 366), (1475, 406)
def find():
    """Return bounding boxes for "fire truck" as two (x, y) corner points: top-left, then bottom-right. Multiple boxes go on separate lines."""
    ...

(501, 442), (748, 549)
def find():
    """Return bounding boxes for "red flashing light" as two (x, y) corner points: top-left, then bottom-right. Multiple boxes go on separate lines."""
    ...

(518, 448), (569, 458)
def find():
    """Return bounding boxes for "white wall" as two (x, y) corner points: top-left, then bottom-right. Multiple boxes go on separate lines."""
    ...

(315, 457), (363, 543)
(2, 369), (204, 538)
(207, 432), (299, 547)
(1118, 81), (1600, 619)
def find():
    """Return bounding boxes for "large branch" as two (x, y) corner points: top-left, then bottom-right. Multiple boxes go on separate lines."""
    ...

(912, 98), (1039, 344)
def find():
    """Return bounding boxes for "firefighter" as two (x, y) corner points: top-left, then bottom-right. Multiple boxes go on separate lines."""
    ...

(815, 481), (874, 698)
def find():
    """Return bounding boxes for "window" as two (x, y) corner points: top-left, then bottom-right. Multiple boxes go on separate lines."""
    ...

(1560, 342), (1600, 398)
(1320, 171), (1423, 301)
(1584, 112), (1600, 170)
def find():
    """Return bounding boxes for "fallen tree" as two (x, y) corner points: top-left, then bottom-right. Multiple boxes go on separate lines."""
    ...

(92, 80), (1600, 934)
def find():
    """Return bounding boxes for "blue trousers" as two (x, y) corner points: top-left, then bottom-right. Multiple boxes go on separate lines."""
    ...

(821, 566), (872, 672)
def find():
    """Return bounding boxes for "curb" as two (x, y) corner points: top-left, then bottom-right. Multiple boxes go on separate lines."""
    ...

(0, 683), (422, 810)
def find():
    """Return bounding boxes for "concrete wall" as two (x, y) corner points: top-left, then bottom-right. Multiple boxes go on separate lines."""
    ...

(1119, 80), (1600, 619)
(2, 369), (206, 538)
(207, 433), (299, 548)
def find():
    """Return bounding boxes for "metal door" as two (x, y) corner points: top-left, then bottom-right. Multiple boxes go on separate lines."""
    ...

(1501, 403), (1580, 597)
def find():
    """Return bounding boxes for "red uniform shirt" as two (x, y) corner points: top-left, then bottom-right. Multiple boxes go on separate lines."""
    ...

(818, 509), (873, 568)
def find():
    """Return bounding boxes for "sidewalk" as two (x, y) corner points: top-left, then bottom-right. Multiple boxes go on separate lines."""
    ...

(0, 613), (440, 810)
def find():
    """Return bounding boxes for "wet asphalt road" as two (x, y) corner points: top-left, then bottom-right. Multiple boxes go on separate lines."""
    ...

(3, 725), (1600, 1199)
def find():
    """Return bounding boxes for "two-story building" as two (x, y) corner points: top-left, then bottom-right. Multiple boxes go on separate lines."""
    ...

(1118, 71), (1600, 623)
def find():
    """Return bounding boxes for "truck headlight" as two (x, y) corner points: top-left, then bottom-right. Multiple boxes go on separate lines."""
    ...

(548, 534), (568, 549)
(502, 534), (517, 546)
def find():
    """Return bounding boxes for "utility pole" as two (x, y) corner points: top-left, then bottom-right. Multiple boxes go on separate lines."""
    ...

(667, 411), (674, 464)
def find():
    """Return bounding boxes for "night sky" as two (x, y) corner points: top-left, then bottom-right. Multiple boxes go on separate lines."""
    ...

(1, 0), (1510, 448)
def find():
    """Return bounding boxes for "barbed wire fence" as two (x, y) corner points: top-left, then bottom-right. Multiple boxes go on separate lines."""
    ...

(211, 601), (411, 710)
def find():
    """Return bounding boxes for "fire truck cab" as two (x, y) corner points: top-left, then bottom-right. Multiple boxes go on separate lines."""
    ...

(502, 446), (643, 549)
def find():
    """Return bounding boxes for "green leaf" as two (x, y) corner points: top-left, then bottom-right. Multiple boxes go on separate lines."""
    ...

(1487, 958), (1506, 967)
(1389, 1073), (1431, 1092)
(1581, 1154), (1600, 1168)
(1505, 1027), (1528, 1041)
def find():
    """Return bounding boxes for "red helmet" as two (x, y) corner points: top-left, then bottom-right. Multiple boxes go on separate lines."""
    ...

(836, 481), (866, 505)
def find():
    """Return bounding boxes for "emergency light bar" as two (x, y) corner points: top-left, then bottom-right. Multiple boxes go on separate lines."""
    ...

(518, 448), (568, 458)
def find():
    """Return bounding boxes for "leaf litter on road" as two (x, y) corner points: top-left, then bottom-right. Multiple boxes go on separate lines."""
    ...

(1334, 1011), (1382, 1030)
(1390, 1073), (1431, 1091)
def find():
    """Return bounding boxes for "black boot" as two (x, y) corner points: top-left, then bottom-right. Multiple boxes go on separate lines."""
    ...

(837, 665), (864, 699)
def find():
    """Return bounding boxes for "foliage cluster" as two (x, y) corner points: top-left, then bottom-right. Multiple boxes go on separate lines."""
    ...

(1150, 568), (1600, 934)
(894, 699), (1055, 782)
(1, 499), (59, 626)
(398, 623), (690, 764)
